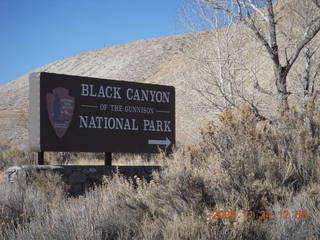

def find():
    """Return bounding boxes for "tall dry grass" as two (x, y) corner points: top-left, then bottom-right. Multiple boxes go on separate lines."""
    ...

(0, 143), (35, 172)
(0, 104), (320, 239)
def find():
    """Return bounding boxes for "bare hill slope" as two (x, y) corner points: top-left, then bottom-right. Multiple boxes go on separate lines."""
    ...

(1, 0), (319, 148)
(0, 32), (213, 147)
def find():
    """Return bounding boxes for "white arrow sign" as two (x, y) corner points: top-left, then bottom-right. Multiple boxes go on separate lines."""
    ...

(148, 137), (171, 148)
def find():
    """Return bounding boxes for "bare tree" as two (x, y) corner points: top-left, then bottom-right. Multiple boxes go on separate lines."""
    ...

(300, 1), (320, 103)
(187, 0), (320, 114)
(180, 0), (268, 118)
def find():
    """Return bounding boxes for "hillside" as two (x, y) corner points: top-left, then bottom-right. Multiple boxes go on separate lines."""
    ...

(0, 0), (319, 149)
(0, 32), (214, 148)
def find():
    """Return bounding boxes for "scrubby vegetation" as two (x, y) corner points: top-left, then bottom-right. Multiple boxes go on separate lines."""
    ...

(0, 144), (35, 172)
(1, 104), (320, 239)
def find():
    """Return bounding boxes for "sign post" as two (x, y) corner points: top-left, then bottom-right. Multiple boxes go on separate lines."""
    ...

(104, 152), (112, 166)
(29, 72), (175, 162)
(38, 152), (44, 165)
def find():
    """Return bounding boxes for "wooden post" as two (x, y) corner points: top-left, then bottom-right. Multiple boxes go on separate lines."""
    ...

(38, 152), (44, 165)
(104, 152), (112, 166)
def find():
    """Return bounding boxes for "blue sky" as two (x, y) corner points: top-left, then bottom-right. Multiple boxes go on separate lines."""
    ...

(0, 0), (182, 86)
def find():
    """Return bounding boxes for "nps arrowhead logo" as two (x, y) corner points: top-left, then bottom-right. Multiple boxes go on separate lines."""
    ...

(46, 87), (75, 138)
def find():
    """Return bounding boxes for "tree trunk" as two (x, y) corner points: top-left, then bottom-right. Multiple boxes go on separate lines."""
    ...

(274, 65), (290, 114)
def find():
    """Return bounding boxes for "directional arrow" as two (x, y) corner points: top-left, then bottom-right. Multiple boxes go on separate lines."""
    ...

(148, 137), (171, 148)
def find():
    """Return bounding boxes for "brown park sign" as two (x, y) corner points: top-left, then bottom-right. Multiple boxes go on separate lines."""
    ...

(29, 72), (175, 153)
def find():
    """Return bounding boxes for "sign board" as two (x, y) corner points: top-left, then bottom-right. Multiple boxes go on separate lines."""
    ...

(29, 72), (175, 153)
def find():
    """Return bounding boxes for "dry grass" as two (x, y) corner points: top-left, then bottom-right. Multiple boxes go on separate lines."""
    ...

(1, 104), (320, 239)
(0, 172), (5, 184)
(72, 155), (157, 166)
(0, 141), (157, 168)
(69, 158), (105, 166)
(0, 143), (35, 172)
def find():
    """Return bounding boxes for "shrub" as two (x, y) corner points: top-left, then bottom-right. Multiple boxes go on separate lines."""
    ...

(0, 142), (35, 171)
(201, 104), (320, 191)
(0, 171), (65, 239)
(1, 104), (320, 239)
(268, 184), (320, 240)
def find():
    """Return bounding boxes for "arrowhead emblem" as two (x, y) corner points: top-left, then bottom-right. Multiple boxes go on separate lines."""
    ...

(46, 87), (75, 138)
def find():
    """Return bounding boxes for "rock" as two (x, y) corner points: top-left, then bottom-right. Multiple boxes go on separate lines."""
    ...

(6, 166), (23, 183)
(70, 183), (84, 195)
(68, 171), (87, 185)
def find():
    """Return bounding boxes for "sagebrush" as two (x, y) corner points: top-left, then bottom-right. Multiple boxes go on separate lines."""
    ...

(0, 104), (319, 239)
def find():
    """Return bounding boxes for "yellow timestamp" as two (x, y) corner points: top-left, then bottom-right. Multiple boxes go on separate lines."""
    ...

(210, 209), (308, 220)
